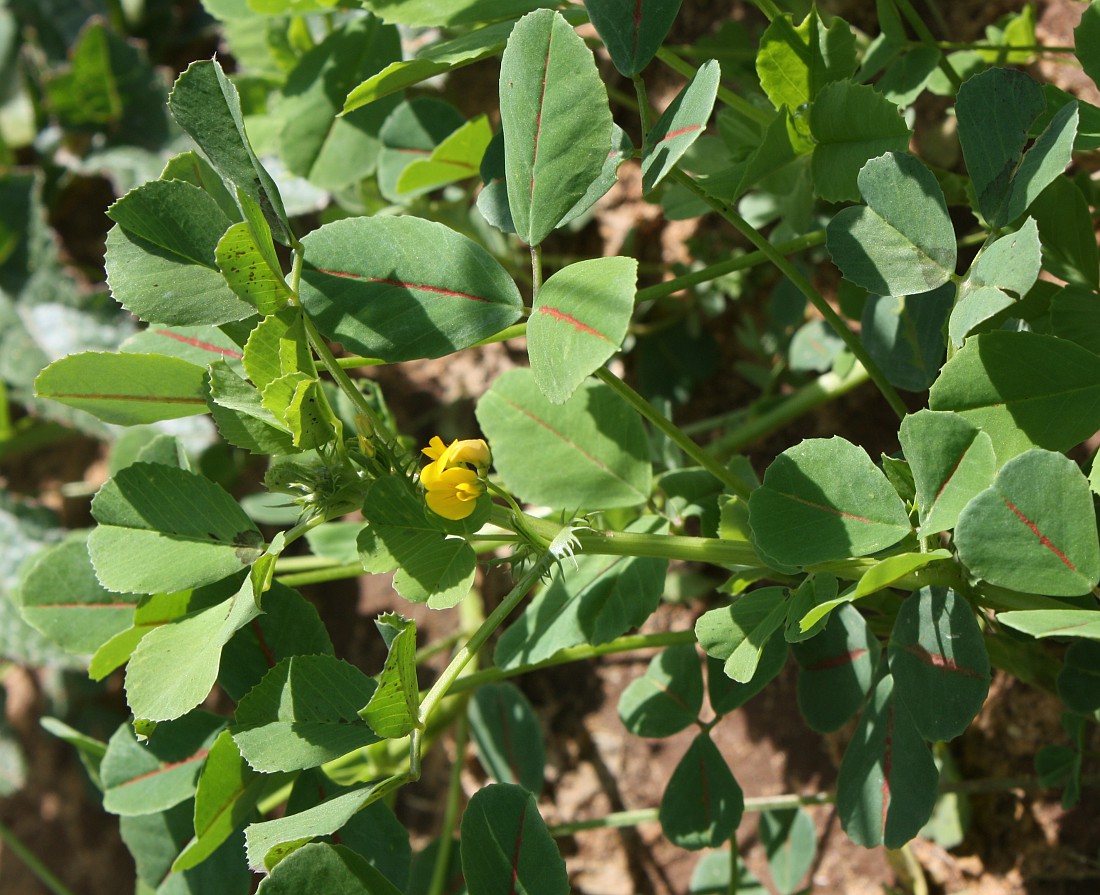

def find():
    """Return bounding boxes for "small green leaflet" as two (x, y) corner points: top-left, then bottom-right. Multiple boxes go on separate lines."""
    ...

(997, 609), (1100, 641)
(756, 9), (857, 113)
(696, 587), (788, 683)
(618, 644), (703, 738)
(659, 734), (744, 851)
(215, 200), (293, 316)
(256, 843), (403, 895)
(585, 0), (683, 77)
(34, 351), (208, 425)
(468, 683), (546, 795)
(396, 114), (493, 195)
(642, 60), (720, 192)
(359, 613), (419, 739)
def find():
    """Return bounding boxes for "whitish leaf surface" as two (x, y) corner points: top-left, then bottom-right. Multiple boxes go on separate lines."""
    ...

(955, 449), (1100, 596)
(826, 152), (956, 296)
(89, 463), (263, 594)
(34, 351), (208, 425)
(528, 257), (636, 403)
(641, 60), (720, 192)
(499, 9), (612, 246)
(299, 216), (522, 362)
(476, 368), (652, 510)
(928, 331), (1100, 462)
(748, 437), (911, 567)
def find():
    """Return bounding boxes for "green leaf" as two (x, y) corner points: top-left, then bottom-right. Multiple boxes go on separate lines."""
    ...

(998, 609), (1100, 641)
(1050, 285), (1100, 358)
(707, 630), (787, 716)
(101, 713), (224, 816)
(825, 152), (956, 296)
(618, 644), (703, 738)
(957, 67), (1078, 227)
(641, 59), (720, 192)
(169, 59), (291, 244)
(160, 151), (242, 224)
(299, 215), (522, 362)
(357, 477), (476, 609)
(125, 576), (262, 722)
(792, 603), (880, 733)
(875, 45), (941, 107)
(689, 850), (766, 895)
(888, 587), (990, 741)
(527, 257), (636, 404)
(1075, 1), (1100, 90)
(756, 10), (857, 113)
(220, 582), (334, 701)
(343, 19), (517, 112)
(499, 9), (613, 246)
(215, 211), (293, 316)
(760, 808), (816, 895)
(256, 842), (403, 895)
(861, 285), (952, 392)
(173, 730), (268, 872)
(360, 0), (548, 27)
(360, 613), (419, 739)
(928, 331), (1100, 462)
(696, 587), (788, 683)
(659, 733), (744, 851)
(837, 675), (939, 848)
(468, 683), (546, 795)
(17, 531), (137, 655)
(848, 550), (953, 602)
(749, 437), (911, 567)
(899, 410), (997, 537)
(207, 360), (298, 455)
(34, 351), (209, 425)
(810, 80), (911, 203)
(246, 780), (386, 871)
(232, 654), (380, 772)
(460, 783), (568, 895)
(1056, 641), (1100, 713)
(89, 463), (264, 594)
(244, 308), (315, 390)
(494, 517), (668, 668)
(950, 218), (1041, 345)
(279, 16), (401, 192)
(476, 368), (652, 510)
(586, 0), (683, 77)
(376, 98), (467, 202)
(954, 449), (1100, 597)
(397, 114), (494, 194)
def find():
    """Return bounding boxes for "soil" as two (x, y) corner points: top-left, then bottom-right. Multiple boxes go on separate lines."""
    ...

(3, 2), (1100, 894)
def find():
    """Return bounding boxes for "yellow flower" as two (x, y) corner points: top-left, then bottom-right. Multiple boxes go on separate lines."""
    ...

(419, 436), (491, 520)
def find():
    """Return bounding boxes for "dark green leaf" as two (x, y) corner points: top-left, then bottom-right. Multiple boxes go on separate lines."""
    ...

(618, 644), (703, 738)
(468, 683), (546, 794)
(759, 808), (816, 895)
(256, 843), (403, 895)
(659, 734), (744, 850)
(861, 284), (952, 392)
(586, 0), (683, 76)
(1056, 641), (1100, 713)
(707, 630), (787, 716)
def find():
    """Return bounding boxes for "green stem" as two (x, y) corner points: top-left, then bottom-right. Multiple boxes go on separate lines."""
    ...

(933, 42), (1074, 53)
(894, 0), (963, 90)
(668, 168), (908, 420)
(418, 556), (553, 727)
(594, 367), (754, 499)
(426, 714), (469, 895)
(449, 630), (697, 695)
(636, 231), (827, 304)
(655, 47), (772, 126)
(275, 562), (364, 588)
(747, 0), (783, 22)
(530, 244), (543, 302)
(0, 820), (79, 895)
(633, 74), (653, 138)
(709, 361), (870, 454)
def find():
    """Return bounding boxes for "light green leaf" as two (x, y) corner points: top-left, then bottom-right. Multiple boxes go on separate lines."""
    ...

(35, 351), (208, 426)
(207, 360), (298, 455)
(299, 216), (522, 362)
(120, 324), (246, 372)
(760, 808), (817, 895)
(696, 587), (788, 683)
(215, 218), (293, 316)
(996, 609), (1100, 641)
(243, 308), (315, 390)
(397, 114), (493, 194)
(476, 368), (652, 510)
(826, 152), (956, 295)
(641, 59), (720, 192)
(125, 576), (262, 721)
(360, 0), (548, 27)
(232, 654), (380, 773)
(927, 331), (1100, 462)
(89, 463), (264, 594)
(527, 257), (636, 404)
(376, 98), (467, 202)
(748, 437), (911, 567)
(810, 80), (911, 203)
(169, 59), (291, 244)
(955, 449), (1100, 596)
(357, 477), (476, 609)
(756, 9), (857, 113)
(280, 16), (401, 192)
(359, 613), (419, 739)
(499, 9), (613, 246)
(899, 409), (997, 536)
